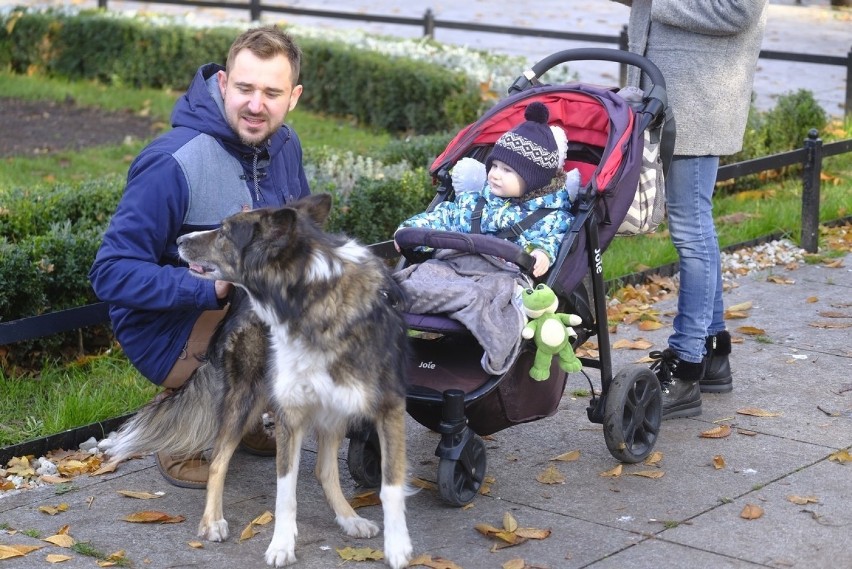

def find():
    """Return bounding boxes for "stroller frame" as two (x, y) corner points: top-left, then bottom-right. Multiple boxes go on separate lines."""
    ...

(350, 49), (671, 506)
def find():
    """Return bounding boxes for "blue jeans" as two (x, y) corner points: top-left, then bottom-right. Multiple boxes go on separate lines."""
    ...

(665, 155), (725, 364)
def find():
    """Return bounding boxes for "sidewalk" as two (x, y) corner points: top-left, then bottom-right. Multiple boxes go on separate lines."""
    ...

(3, 0), (850, 116)
(1, 249), (850, 568)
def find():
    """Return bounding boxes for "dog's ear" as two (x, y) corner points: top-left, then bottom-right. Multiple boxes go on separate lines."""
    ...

(292, 193), (332, 227)
(267, 207), (298, 241)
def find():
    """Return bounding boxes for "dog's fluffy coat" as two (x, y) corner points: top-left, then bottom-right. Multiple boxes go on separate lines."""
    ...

(107, 194), (413, 568)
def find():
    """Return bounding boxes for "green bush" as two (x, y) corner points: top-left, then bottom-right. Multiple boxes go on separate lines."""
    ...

(0, 176), (123, 242)
(0, 9), (484, 133)
(376, 132), (454, 170)
(726, 89), (828, 165)
(328, 168), (434, 244)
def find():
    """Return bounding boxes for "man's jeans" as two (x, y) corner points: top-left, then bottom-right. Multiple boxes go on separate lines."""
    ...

(665, 155), (724, 364)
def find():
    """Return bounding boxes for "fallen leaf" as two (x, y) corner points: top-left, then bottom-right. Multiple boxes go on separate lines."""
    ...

(699, 425), (732, 439)
(828, 449), (852, 463)
(42, 534), (75, 548)
(612, 338), (653, 350)
(712, 455), (726, 470)
(239, 510), (274, 542)
(39, 503), (69, 515)
(503, 559), (526, 569)
(503, 512), (518, 533)
(630, 470), (665, 479)
(336, 546), (384, 561)
(46, 554), (73, 563)
(410, 477), (438, 491)
(349, 491), (381, 509)
(550, 450), (580, 462)
(188, 541), (204, 549)
(91, 462), (118, 476)
(736, 325), (766, 336)
(737, 408), (781, 418)
(727, 301), (753, 312)
(117, 490), (163, 500)
(818, 311), (851, 318)
(536, 464), (565, 484)
(0, 544), (43, 559)
(806, 296), (819, 303)
(637, 321), (663, 332)
(737, 428), (758, 436)
(39, 475), (70, 484)
(514, 527), (551, 539)
(809, 320), (852, 329)
(239, 524), (258, 542)
(599, 464), (623, 477)
(740, 503), (764, 520)
(643, 451), (663, 466)
(122, 511), (185, 524)
(408, 554), (464, 569)
(787, 495), (819, 505)
(767, 274), (795, 285)
(479, 475), (495, 496)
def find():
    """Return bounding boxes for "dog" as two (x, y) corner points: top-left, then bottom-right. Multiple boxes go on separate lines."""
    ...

(106, 194), (413, 568)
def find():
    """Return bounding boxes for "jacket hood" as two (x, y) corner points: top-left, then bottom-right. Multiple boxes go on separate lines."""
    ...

(170, 63), (292, 158)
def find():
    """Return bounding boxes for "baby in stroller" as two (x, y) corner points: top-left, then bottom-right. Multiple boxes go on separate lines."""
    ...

(392, 102), (581, 376)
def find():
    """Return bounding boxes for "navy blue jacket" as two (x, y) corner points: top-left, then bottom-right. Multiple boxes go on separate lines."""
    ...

(89, 63), (310, 384)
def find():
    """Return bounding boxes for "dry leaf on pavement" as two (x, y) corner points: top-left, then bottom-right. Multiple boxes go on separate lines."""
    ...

(349, 490), (382, 509)
(699, 425), (732, 439)
(408, 554), (463, 569)
(828, 449), (851, 463)
(45, 553), (73, 563)
(713, 455), (726, 469)
(630, 470), (665, 479)
(536, 464), (565, 484)
(0, 544), (43, 560)
(599, 464), (623, 477)
(736, 325), (766, 336)
(550, 450), (580, 462)
(787, 495), (819, 505)
(740, 504), (764, 520)
(644, 451), (663, 466)
(336, 546), (384, 561)
(117, 490), (163, 499)
(737, 408), (781, 417)
(122, 510), (185, 524)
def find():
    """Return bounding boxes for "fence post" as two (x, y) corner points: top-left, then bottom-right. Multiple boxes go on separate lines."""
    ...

(423, 9), (435, 39)
(618, 25), (628, 86)
(845, 48), (852, 118)
(800, 129), (822, 254)
(249, 0), (261, 22)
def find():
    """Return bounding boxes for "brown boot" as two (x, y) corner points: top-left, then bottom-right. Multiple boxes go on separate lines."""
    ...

(240, 416), (276, 457)
(156, 451), (208, 489)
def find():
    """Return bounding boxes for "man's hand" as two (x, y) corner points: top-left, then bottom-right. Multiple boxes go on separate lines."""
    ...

(214, 280), (233, 301)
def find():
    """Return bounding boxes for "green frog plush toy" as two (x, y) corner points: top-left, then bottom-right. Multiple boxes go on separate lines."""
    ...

(521, 283), (583, 380)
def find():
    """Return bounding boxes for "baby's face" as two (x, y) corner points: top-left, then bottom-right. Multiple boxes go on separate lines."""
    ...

(488, 160), (525, 198)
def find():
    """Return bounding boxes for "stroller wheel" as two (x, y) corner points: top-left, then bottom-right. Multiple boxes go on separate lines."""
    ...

(603, 365), (662, 463)
(347, 429), (382, 488)
(437, 435), (487, 507)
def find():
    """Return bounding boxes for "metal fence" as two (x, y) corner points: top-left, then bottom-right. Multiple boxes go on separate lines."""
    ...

(95, 1), (852, 115)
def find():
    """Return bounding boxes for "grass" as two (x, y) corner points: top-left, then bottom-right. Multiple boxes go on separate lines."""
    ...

(0, 351), (159, 447)
(0, 72), (850, 449)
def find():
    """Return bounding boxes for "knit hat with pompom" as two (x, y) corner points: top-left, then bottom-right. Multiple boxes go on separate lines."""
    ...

(485, 102), (559, 194)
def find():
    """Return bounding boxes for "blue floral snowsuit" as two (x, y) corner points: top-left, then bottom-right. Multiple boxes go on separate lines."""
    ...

(397, 181), (575, 264)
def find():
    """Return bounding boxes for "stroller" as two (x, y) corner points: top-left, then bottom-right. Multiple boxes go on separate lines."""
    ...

(348, 48), (672, 506)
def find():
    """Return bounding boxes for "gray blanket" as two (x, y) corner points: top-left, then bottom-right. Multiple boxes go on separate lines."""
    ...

(393, 250), (531, 375)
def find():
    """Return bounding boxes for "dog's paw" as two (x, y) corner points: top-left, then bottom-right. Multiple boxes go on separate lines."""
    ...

(265, 541), (297, 567)
(384, 527), (413, 569)
(337, 514), (380, 538)
(198, 518), (229, 542)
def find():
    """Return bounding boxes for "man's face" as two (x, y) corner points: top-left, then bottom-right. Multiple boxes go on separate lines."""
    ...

(218, 49), (302, 147)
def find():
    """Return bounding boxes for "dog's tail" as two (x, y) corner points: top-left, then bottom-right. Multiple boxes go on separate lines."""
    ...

(106, 362), (225, 462)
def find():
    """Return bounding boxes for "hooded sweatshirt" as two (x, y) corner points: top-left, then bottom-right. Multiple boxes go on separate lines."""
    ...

(89, 63), (310, 384)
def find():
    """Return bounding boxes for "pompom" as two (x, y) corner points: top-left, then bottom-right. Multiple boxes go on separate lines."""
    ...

(524, 101), (549, 124)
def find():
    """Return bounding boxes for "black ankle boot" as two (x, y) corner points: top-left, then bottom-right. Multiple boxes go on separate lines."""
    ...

(649, 348), (703, 420)
(700, 331), (733, 393)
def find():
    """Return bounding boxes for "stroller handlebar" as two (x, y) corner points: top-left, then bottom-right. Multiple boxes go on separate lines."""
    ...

(395, 228), (536, 274)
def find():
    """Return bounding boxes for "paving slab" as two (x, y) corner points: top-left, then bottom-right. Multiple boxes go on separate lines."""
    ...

(2, 254), (850, 569)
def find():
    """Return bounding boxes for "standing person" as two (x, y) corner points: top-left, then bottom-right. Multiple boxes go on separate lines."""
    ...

(89, 25), (310, 487)
(613, 0), (768, 419)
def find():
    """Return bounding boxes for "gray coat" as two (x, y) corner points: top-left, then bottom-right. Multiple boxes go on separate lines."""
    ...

(616, 0), (768, 156)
